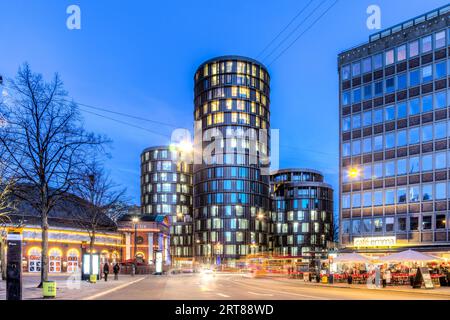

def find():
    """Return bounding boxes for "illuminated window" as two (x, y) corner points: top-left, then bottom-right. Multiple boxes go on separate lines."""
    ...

(226, 99), (232, 110)
(203, 64), (209, 76)
(211, 101), (218, 112)
(231, 86), (238, 97)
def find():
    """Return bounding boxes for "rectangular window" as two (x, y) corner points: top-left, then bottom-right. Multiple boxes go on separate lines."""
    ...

(409, 98), (420, 116)
(397, 217), (407, 231)
(435, 121), (446, 140)
(363, 137), (372, 153)
(409, 69), (420, 86)
(436, 214), (447, 229)
(397, 130), (407, 147)
(374, 81), (383, 96)
(435, 91), (447, 109)
(386, 217), (395, 232)
(384, 105), (395, 121)
(397, 159), (407, 175)
(422, 216), (432, 230)
(409, 186), (420, 202)
(409, 41), (419, 57)
(342, 65), (350, 80)
(397, 188), (407, 203)
(385, 160), (395, 177)
(397, 45), (406, 61)
(422, 154), (433, 172)
(362, 57), (372, 73)
(435, 152), (446, 170)
(397, 73), (407, 90)
(352, 193), (361, 207)
(422, 94), (433, 113)
(385, 50), (394, 65)
(374, 135), (383, 151)
(352, 88), (361, 103)
(373, 109), (383, 124)
(363, 164), (372, 180)
(352, 61), (361, 77)
(435, 30), (446, 49)
(436, 182), (446, 200)
(373, 54), (383, 69)
(421, 35), (432, 53)
(422, 124), (433, 142)
(422, 184), (433, 201)
(363, 84), (372, 100)
(363, 110), (372, 126)
(342, 91), (350, 106)
(409, 127), (420, 144)
(397, 102), (407, 118)
(352, 114), (361, 129)
(385, 189), (395, 205)
(385, 133), (395, 149)
(385, 77), (395, 93)
(422, 65), (433, 83)
(409, 156), (420, 174)
(352, 140), (361, 155)
(435, 61), (446, 79)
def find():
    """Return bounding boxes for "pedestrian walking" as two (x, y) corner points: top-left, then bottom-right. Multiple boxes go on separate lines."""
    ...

(113, 263), (120, 280)
(103, 262), (110, 282)
(131, 263), (136, 277)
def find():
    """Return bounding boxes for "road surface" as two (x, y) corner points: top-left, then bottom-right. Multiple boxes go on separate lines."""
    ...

(88, 273), (450, 300)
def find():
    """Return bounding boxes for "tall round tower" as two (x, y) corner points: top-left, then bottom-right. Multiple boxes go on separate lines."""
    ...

(193, 56), (271, 265)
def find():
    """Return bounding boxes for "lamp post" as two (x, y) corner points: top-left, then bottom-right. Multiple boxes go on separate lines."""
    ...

(132, 217), (139, 260)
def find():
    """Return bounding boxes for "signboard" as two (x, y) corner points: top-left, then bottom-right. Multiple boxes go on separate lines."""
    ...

(82, 253), (99, 280)
(6, 231), (23, 300)
(155, 250), (163, 274)
(353, 236), (396, 248)
(413, 267), (434, 289)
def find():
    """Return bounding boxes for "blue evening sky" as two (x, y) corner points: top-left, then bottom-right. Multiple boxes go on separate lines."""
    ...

(0, 0), (448, 204)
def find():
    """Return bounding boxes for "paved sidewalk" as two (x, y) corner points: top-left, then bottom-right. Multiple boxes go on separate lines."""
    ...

(0, 274), (147, 300)
(271, 277), (450, 297)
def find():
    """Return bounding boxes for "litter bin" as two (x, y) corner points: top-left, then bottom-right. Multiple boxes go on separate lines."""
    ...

(90, 274), (97, 283)
(321, 275), (328, 284)
(42, 281), (56, 298)
(329, 274), (334, 284)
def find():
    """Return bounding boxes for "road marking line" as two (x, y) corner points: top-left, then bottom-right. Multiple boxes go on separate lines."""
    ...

(83, 277), (147, 300)
(229, 278), (329, 300)
(248, 291), (273, 296)
(216, 293), (230, 298)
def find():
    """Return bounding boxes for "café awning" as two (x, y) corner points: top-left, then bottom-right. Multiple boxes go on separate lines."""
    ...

(379, 249), (441, 262)
(332, 252), (371, 263)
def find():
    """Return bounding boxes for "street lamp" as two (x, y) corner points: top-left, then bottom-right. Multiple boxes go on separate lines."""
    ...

(132, 216), (139, 260)
(347, 167), (360, 180)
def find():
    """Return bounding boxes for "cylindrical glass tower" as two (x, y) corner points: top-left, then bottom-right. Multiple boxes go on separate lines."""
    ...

(140, 146), (193, 265)
(270, 169), (334, 261)
(193, 56), (271, 265)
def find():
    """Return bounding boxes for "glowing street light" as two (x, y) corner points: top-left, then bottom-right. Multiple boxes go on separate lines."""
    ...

(347, 167), (360, 179)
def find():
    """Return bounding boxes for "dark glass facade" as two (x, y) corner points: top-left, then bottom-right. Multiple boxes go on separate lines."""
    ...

(140, 146), (193, 262)
(270, 169), (334, 259)
(338, 6), (450, 254)
(193, 56), (271, 264)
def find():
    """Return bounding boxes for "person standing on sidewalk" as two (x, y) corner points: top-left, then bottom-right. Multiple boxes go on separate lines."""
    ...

(113, 263), (120, 280)
(103, 262), (110, 282)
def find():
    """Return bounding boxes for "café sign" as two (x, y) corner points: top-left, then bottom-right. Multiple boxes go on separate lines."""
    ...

(353, 236), (396, 248)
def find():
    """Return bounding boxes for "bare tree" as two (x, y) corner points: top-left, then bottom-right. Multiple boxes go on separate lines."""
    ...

(0, 63), (107, 286)
(70, 160), (127, 278)
(0, 174), (16, 280)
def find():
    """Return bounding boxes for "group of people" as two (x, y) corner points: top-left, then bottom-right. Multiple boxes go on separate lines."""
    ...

(102, 262), (121, 281)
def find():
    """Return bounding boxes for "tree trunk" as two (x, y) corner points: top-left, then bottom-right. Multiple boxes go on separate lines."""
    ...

(89, 233), (95, 280)
(39, 212), (49, 287)
(0, 236), (6, 280)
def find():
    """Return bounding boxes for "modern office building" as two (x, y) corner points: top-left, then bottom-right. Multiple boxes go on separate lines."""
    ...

(140, 145), (194, 266)
(270, 169), (334, 260)
(338, 5), (450, 258)
(193, 56), (271, 265)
